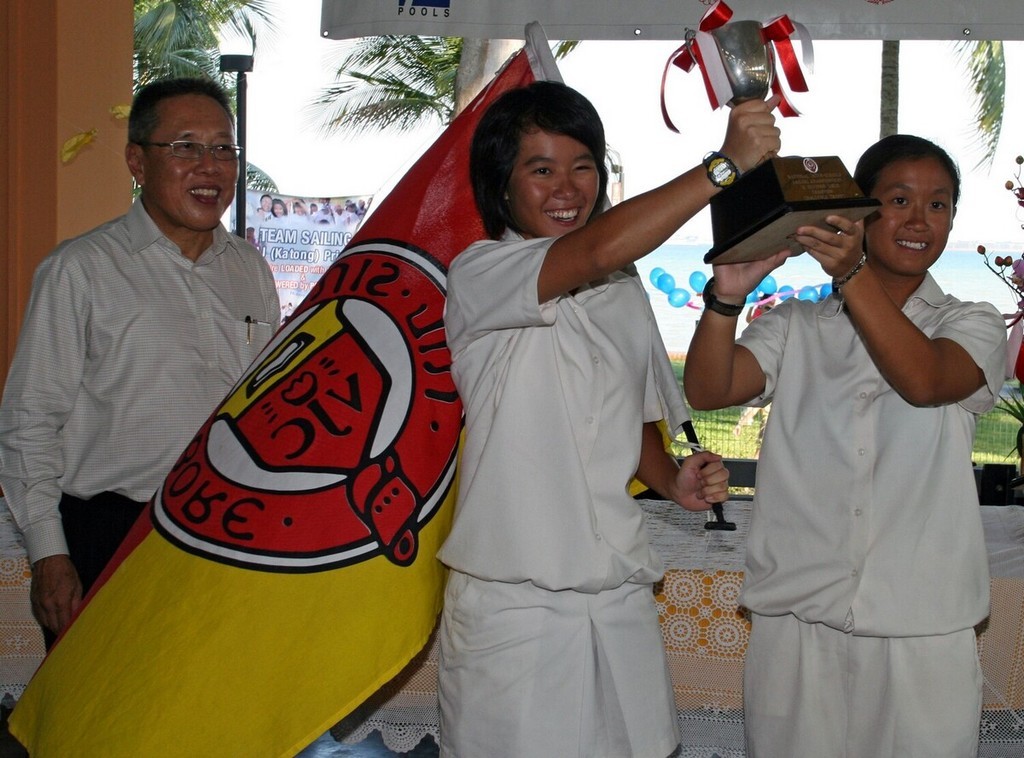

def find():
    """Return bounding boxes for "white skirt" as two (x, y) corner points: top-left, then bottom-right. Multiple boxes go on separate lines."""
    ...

(744, 612), (982, 758)
(438, 570), (680, 758)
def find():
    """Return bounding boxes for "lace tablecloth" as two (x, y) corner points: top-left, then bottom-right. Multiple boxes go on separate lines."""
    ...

(4, 499), (1024, 756)
(0, 497), (45, 706)
(334, 500), (1024, 757)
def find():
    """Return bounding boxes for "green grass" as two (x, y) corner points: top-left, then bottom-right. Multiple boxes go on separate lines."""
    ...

(669, 359), (1020, 467)
(973, 408), (1021, 466)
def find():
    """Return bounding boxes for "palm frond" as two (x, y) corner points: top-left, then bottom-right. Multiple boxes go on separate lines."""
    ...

(998, 385), (1024, 424)
(309, 36), (461, 138)
(996, 383), (1024, 457)
(134, 0), (278, 88)
(553, 41), (580, 59)
(132, 0), (281, 191)
(245, 162), (277, 193)
(954, 40), (1005, 171)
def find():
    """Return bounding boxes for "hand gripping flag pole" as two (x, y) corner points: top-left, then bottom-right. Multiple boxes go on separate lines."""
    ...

(681, 419), (736, 531)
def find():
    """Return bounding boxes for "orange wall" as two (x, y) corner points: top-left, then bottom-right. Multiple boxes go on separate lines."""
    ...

(1, 0), (133, 385)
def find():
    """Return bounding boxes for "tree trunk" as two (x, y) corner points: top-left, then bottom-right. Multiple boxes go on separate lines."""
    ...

(454, 38), (520, 117)
(879, 39), (900, 138)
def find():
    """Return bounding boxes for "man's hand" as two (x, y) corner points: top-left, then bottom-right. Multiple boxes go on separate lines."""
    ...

(30, 554), (82, 636)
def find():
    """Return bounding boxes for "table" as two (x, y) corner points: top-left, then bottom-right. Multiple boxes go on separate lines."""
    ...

(333, 500), (1024, 757)
(0, 498), (42, 707)
(4, 499), (1024, 756)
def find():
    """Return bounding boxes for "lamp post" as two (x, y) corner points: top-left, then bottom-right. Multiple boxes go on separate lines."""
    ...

(220, 54), (254, 238)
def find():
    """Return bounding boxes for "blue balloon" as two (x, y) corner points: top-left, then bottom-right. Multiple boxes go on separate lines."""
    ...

(656, 272), (676, 293)
(649, 267), (666, 286)
(777, 285), (796, 301)
(757, 275), (778, 296)
(668, 288), (691, 308)
(688, 270), (708, 292)
(745, 292), (758, 305)
(797, 285), (819, 302)
(818, 282), (834, 300)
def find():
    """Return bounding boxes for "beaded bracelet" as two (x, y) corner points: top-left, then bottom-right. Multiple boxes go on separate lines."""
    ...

(832, 253), (867, 293)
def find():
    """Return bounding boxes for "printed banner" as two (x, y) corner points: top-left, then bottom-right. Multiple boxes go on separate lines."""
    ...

(9, 27), (558, 758)
(320, 0), (1024, 41)
(236, 192), (373, 320)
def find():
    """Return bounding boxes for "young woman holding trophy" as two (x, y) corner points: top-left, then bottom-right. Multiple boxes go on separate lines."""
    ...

(437, 79), (777, 756)
(685, 135), (1006, 757)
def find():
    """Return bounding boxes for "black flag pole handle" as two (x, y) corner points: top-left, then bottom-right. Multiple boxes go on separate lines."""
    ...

(681, 419), (736, 531)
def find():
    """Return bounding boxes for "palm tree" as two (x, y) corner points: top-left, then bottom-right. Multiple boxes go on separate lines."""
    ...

(311, 35), (464, 136)
(320, 33), (1004, 178)
(133, 0), (275, 86)
(956, 40), (1005, 170)
(879, 39), (1005, 169)
(133, 0), (279, 189)
(311, 36), (579, 137)
(879, 40), (899, 138)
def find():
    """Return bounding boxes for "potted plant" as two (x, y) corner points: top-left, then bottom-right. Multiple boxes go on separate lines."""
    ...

(996, 384), (1024, 463)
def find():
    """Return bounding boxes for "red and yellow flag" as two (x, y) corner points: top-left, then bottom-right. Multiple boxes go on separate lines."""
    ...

(11, 29), (557, 757)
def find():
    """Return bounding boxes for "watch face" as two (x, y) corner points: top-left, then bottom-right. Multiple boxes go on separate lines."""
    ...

(709, 158), (735, 187)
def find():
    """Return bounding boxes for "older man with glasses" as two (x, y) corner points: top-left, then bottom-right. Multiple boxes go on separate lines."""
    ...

(0, 77), (279, 648)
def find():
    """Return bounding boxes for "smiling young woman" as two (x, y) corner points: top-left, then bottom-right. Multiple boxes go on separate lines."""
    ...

(437, 79), (781, 757)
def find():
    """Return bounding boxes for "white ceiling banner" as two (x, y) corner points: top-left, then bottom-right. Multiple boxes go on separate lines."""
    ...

(320, 0), (1024, 42)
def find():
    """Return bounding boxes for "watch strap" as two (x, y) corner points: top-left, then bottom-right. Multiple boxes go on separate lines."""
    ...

(702, 277), (745, 317)
(703, 151), (739, 189)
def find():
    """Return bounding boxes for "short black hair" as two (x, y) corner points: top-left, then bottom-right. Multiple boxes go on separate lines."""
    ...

(128, 78), (234, 144)
(854, 134), (961, 208)
(470, 80), (609, 239)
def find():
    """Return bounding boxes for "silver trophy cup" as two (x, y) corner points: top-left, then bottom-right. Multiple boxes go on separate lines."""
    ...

(686, 20), (775, 105)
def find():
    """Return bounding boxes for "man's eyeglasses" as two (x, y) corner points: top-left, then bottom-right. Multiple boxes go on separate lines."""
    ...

(136, 140), (242, 161)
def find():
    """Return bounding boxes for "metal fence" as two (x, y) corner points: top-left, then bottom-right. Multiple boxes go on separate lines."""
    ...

(686, 406), (1020, 469)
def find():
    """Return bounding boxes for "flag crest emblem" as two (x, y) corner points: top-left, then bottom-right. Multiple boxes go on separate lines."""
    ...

(154, 240), (460, 571)
(10, 27), (556, 756)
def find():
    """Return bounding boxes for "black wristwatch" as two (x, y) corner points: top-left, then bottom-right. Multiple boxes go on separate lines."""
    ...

(703, 151), (739, 189)
(702, 277), (745, 317)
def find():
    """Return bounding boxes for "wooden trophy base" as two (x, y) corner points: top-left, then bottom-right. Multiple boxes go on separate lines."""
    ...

(704, 156), (881, 265)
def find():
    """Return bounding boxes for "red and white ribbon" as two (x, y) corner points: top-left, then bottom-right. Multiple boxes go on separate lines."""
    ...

(661, 0), (815, 132)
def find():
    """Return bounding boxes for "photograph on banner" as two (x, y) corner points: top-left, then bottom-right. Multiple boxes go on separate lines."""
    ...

(236, 190), (373, 322)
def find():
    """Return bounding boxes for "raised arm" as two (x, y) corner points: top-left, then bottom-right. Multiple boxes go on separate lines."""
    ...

(683, 250), (790, 410)
(537, 98), (781, 304)
(794, 217), (989, 405)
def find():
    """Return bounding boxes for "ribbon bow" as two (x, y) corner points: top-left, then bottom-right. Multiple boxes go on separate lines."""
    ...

(661, 0), (814, 132)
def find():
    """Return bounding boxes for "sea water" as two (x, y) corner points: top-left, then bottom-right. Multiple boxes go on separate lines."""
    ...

(639, 244), (1021, 355)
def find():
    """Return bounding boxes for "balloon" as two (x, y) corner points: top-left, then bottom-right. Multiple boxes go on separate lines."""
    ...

(667, 288), (691, 308)
(649, 267), (831, 312)
(797, 285), (819, 302)
(656, 272), (676, 293)
(757, 275), (777, 296)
